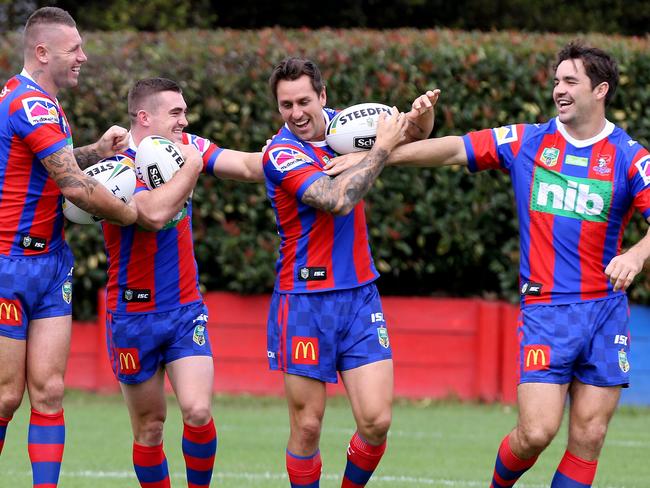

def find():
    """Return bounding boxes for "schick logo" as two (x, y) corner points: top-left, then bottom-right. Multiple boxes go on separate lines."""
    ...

(531, 168), (612, 222)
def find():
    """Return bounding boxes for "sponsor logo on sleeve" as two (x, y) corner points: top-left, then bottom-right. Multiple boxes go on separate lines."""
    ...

(634, 155), (650, 187)
(268, 146), (314, 173)
(116, 348), (141, 374)
(493, 125), (518, 145)
(523, 345), (551, 371)
(292, 337), (319, 365)
(0, 298), (22, 326)
(21, 97), (60, 125)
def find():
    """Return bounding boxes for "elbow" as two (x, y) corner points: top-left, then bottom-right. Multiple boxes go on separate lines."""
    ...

(61, 187), (89, 207)
(137, 214), (167, 232)
(331, 201), (355, 216)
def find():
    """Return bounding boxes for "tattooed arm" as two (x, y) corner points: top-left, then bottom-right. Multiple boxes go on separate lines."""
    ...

(73, 125), (130, 169)
(42, 145), (137, 226)
(302, 108), (408, 216)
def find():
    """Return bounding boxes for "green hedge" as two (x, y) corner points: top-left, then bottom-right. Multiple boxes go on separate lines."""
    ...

(1, 29), (649, 318)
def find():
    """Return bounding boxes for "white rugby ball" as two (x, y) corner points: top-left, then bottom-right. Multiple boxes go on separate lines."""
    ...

(63, 154), (137, 224)
(134, 135), (184, 190)
(325, 103), (392, 154)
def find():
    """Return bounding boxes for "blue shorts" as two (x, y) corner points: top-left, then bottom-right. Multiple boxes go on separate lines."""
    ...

(0, 245), (74, 340)
(518, 295), (630, 387)
(106, 301), (212, 384)
(267, 283), (392, 383)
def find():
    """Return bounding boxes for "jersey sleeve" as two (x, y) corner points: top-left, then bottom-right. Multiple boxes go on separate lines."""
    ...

(463, 124), (524, 173)
(263, 143), (326, 199)
(10, 95), (68, 159)
(627, 147), (650, 220)
(182, 132), (224, 175)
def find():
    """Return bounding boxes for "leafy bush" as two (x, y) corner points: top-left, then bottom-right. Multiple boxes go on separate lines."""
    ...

(1, 29), (649, 318)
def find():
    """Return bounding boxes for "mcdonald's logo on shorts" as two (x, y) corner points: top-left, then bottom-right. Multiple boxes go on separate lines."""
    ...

(524, 345), (551, 371)
(0, 298), (22, 326)
(291, 337), (319, 365)
(116, 347), (141, 374)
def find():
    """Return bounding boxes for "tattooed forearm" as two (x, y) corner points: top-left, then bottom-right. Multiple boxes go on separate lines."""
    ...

(42, 147), (99, 202)
(73, 145), (101, 169)
(302, 148), (389, 215)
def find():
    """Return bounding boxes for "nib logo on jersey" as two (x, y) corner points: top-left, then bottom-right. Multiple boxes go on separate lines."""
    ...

(531, 167), (612, 222)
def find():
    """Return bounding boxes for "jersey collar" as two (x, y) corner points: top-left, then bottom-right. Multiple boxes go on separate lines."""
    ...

(555, 117), (615, 148)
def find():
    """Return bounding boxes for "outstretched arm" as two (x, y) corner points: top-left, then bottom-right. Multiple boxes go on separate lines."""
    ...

(324, 135), (468, 175)
(605, 221), (650, 291)
(74, 125), (130, 169)
(302, 107), (408, 215)
(211, 149), (264, 182)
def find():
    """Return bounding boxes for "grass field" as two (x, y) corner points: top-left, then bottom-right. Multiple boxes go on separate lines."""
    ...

(1, 391), (648, 487)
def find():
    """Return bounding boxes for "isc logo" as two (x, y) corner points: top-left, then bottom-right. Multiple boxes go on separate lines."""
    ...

(371, 312), (384, 323)
(531, 168), (612, 222)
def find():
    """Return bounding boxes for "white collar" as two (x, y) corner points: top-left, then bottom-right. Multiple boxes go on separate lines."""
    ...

(555, 117), (615, 148)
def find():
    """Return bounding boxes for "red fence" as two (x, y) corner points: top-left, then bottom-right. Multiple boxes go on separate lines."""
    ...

(66, 292), (520, 403)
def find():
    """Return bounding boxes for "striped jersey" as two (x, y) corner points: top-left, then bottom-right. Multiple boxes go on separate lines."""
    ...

(264, 108), (378, 293)
(0, 73), (72, 256)
(463, 117), (650, 306)
(102, 132), (223, 314)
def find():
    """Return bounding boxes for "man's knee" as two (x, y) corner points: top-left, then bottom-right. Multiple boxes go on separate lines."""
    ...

(182, 403), (212, 427)
(570, 420), (609, 453)
(293, 414), (323, 444)
(0, 388), (24, 417)
(134, 417), (165, 446)
(516, 422), (558, 454)
(29, 376), (65, 412)
(357, 410), (392, 443)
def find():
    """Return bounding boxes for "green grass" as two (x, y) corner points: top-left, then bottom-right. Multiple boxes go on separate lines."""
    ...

(1, 391), (648, 487)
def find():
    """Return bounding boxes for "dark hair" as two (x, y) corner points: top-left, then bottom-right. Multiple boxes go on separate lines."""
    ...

(268, 57), (324, 101)
(555, 41), (619, 106)
(128, 78), (182, 118)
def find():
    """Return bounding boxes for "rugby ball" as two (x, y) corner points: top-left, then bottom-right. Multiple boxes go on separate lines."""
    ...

(325, 103), (392, 154)
(63, 154), (137, 224)
(134, 135), (184, 190)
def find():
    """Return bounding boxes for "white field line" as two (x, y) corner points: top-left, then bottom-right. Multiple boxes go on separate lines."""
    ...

(0, 469), (642, 488)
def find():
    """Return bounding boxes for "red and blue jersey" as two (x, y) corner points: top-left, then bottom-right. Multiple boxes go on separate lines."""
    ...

(0, 73), (72, 256)
(102, 132), (223, 314)
(263, 108), (378, 294)
(463, 118), (650, 306)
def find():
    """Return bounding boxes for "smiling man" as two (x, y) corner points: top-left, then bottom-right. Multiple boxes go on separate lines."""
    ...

(0, 7), (137, 487)
(335, 41), (650, 488)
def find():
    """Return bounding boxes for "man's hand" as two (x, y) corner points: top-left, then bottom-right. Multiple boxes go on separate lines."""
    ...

(177, 143), (204, 177)
(374, 107), (408, 153)
(96, 125), (129, 158)
(404, 89), (440, 142)
(605, 249), (646, 291)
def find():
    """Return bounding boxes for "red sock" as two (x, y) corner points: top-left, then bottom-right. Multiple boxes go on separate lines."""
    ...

(0, 415), (10, 455)
(183, 419), (217, 488)
(286, 449), (322, 487)
(551, 450), (598, 487)
(28, 408), (65, 488)
(133, 442), (170, 488)
(341, 432), (386, 488)
(490, 434), (537, 488)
